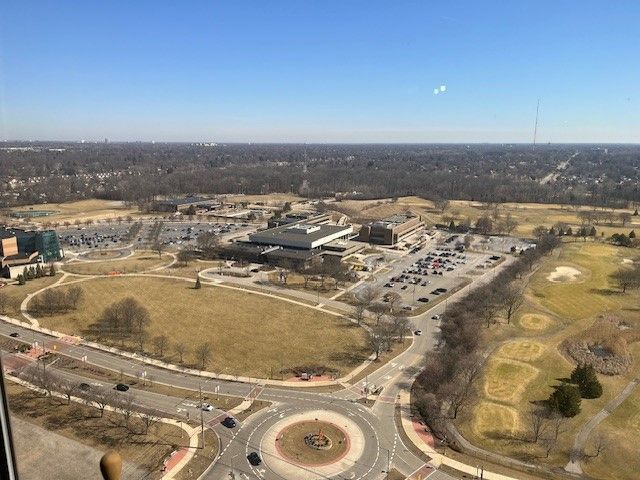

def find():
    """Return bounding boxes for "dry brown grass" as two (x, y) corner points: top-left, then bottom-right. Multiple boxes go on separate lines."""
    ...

(0, 274), (60, 318)
(7, 380), (188, 479)
(63, 252), (173, 275)
(7, 199), (138, 224)
(35, 276), (369, 378)
(277, 420), (349, 465)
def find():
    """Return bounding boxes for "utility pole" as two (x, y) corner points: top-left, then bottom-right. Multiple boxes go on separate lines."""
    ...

(199, 385), (205, 449)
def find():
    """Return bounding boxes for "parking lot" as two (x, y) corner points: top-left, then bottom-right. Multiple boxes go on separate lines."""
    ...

(353, 232), (502, 310)
(60, 221), (253, 252)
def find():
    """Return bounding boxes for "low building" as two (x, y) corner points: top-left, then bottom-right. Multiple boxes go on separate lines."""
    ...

(151, 196), (219, 213)
(357, 214), (424, 245)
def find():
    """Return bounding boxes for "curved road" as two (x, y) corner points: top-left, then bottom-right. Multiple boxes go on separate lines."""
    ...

(0, 255), (515, 480)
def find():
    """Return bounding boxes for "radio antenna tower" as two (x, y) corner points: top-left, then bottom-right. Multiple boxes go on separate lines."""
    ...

(533, 98), (540, 150)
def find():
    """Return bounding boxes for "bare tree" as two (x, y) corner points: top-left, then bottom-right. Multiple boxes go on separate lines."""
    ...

(57, 377), (79, 404)
(194, 342), (213, 369)
(586, 434), (608, 459)
(113, 392), (136, 427)
(152, 335), (169, 357)
(197, 232), (220, 259)
(540, 434), (557, 458)
(65, 285), (84, 309)
(499, 283), (525, 324)
(139, 409), (161, 435)
(152, 241), (164, 258)
(528, 408), (549, 443)
(174, 342), (189, 363)
(89, 387), (113, 417)
(440, 359), (483, 419)
(390, 312), (411, 342)
(550, 412), (568, 441)
(619, 212), (632, 227)
(610, 265), (640, 293)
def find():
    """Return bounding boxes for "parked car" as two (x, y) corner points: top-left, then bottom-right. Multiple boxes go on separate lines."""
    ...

(9, 332), (19, 338)
(417, 297), (429, 303)
(201, 403), (214, 412)
(432, 314), (441, 320)
(247, 452), (262, 466)
(79, 383), (91, 392)
(115, 383), (129, 392)
(414, 330), (422, 336)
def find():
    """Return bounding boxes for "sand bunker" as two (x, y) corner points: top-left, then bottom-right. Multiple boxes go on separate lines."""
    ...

(547, 266), (582, 283)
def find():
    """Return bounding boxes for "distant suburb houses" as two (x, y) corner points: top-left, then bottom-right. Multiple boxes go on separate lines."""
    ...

(0, 227), (64, 279)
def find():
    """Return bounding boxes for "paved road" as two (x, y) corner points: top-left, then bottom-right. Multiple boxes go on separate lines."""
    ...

(1, 252), (515, 480)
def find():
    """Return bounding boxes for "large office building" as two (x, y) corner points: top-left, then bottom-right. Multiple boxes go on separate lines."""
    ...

(248, 223), (353, 250)
(219, 214), (355, 269)
(0, 227), (63, 279)
(357, 213), (424, 245)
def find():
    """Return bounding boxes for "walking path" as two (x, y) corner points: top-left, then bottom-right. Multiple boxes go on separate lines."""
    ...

(565, 376), (640, 474)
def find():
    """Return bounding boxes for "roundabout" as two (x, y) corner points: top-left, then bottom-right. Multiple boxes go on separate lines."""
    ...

(253, 408), (372, 480)
(276, 419), (350, 466)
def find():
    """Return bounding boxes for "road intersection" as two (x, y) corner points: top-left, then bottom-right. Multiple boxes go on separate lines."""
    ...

(0, 251), (515, 480)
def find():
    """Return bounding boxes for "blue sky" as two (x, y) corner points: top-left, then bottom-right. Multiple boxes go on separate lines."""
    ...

(1, 1), (638, 142)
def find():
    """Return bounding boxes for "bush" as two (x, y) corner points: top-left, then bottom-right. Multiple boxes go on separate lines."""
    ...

(548, 383), (581, 417)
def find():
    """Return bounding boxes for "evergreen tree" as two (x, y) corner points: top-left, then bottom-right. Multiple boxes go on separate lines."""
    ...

(548, 383), (581, 417)
(570, 364), (603, 399)
(634, 209), (638, 216)
(449, 220), (456, 230)
(195, 276), (202, 289)
(17, 274), (26, 285)
(589, 226), (597, 236)
(23, 267), (29, 281)
(49, 264), (56, 276)
(630, 230), (636, 239)
(566, 227), (573, 236)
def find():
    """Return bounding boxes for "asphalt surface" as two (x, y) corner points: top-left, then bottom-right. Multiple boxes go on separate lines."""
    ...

(0, 250), (515, 480)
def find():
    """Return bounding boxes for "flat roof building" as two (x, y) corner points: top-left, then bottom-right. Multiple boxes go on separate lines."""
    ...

(249, 223), (353, 250)
(151, 196), (219, 213)
(357, 213), (424, 245)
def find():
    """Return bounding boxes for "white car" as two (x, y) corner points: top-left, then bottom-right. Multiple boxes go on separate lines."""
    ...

(201, 403), (214, 412)
(432, 314), (441, 320)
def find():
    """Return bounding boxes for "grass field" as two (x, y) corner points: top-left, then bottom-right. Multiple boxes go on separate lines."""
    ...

(4, 199), (138, 224)
(62, 251), (173, 275)
(7, 380), (188, 479)
(34, 276), (369, 378)
(456, 241), (640, 474)
(583, 351), (640, 480)
(437, 200), (640, 238)
(226, 193), (304, 205)
(330, 196), (435, 223)
(0, 275), (60, 318)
